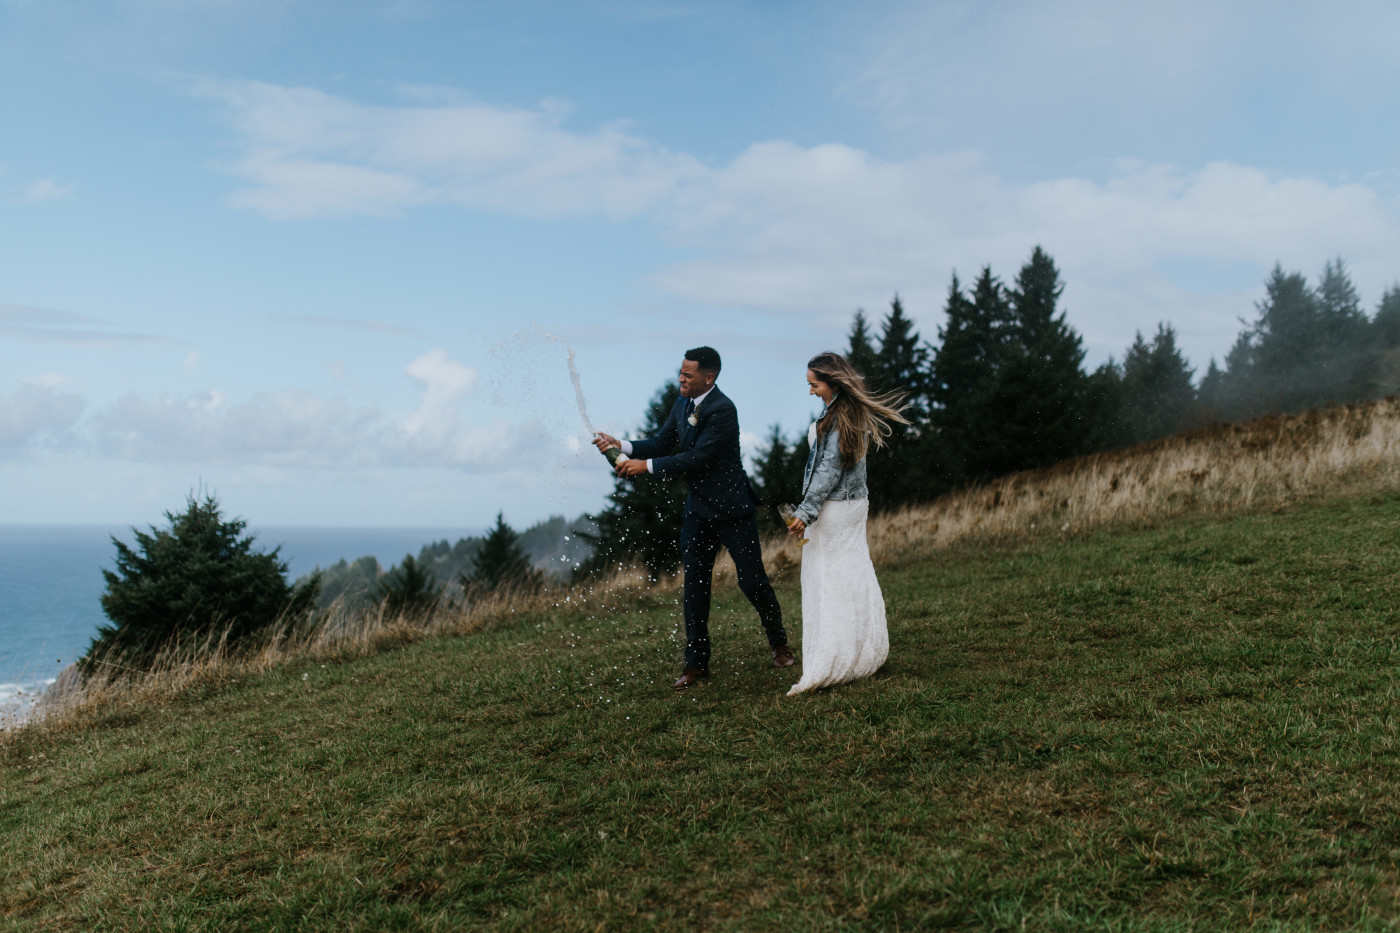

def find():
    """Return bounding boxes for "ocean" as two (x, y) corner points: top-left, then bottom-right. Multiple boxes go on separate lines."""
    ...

(0, 524), (480, 713)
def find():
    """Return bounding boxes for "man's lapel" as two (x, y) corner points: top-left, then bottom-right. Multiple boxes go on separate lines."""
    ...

(681, 387), (720, 449)
(680, 399), (696, 448)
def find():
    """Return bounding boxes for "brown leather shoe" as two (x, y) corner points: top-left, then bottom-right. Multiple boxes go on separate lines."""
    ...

(673, 668), (708, 690)
(771, 646), (795, 668)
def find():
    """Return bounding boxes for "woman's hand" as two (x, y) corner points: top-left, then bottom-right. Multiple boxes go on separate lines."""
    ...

(787, 517), (806, 535)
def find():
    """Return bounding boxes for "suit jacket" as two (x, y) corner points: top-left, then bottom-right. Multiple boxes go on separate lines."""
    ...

(629, 386), (759, 520)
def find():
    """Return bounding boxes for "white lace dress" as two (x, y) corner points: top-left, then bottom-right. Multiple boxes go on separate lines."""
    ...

(787, 430), (889, 696)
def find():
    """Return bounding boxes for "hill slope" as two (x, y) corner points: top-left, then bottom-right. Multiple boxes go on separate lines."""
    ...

(5, 492), (1400, 930)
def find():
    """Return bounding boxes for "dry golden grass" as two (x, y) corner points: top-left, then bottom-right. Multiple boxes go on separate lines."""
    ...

(15, 398), (1400, 739)
(829, 396), (1400, 568)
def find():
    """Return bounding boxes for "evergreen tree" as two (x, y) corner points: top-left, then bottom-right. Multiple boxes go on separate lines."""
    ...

(1312, 257), (1374, 403)
(982, 246), (1090, 474)
(1082, 358), (1128, 451)
(846, 309), (879, 383)
(865, 295), (939, 508)
(313, 555), (382, 608)
(377, 553), (446, 617)
(750, 423), (804, 536)
(576, 382), (687, 580)
(872, 296), (929, 400)
(1213, 330), (1260, 419)
(1237, 262), (1377, 413)
(1249, 264), (1321, 413)
(1317, 257), (1367, 339)
(1195, 358), (1227, 423)
(1372, 285), (1400, 348)
(932, 267), (1014, 481)
(1119, 323), (1195, 444)
(464, 512), (542, 593)
(85, 492), (320, 672)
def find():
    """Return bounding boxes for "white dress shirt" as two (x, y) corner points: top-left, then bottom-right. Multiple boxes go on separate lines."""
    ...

(620, 385), (714, 473)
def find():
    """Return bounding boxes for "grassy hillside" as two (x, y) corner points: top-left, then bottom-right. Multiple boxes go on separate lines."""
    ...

(6, 490), (1400, 930)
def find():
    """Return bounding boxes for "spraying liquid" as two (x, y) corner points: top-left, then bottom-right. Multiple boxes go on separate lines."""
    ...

(546, 334), (596, 437)
(546, 334), (626, 469)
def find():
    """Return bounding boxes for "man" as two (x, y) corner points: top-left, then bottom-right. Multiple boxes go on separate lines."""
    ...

(593, 346), (793, 689)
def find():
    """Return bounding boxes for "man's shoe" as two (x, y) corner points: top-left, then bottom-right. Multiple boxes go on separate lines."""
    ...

(673, 668), (708, 690)
(771, 646), (795, 668)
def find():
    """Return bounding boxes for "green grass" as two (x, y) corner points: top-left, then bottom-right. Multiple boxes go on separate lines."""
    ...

(7, 494), (1400, 930)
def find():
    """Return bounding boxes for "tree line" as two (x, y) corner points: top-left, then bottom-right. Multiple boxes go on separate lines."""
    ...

(85, 499), (590, 673)
(583, 247), (1400, 578)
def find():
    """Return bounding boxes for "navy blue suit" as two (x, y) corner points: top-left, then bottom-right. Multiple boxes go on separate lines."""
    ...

(631, 387), (786, 671)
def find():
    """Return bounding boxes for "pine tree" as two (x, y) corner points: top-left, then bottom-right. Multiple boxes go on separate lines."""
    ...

(865, 295), (939, 508)
(1192, 357), (1224, 423)
(576, 382), (687, 581)
(377, 553), (446, 616)
(846, 309), (879, 383)
(873, 295), (930, 407)
(1211, 260), (1382, 420)
(1083, 359), (1127, 451)
(1119, 323), (1195, 444)
(932, 267), (1013, 481)
(1317, 257), (1366, 338)
(1315, 257), (1376, 402)
(1373, 285), (1400, 348)
(464, 513), (541, 593)
(982, 246), (1090, 474)
(85, 492), (319, 672)
(1249, 264), (1319, 412)
(750, 423), (803, 536)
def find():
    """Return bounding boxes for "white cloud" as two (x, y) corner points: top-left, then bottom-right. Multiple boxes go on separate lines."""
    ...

(402, 347), (480, 449)
(205, 80), (705, 221)
(203, 79), (1400, 368)
(23, 179), (74, 202)
(0, 381), (84, 455)
(76, 349), (548, 471)
(405, 347), (477, 407)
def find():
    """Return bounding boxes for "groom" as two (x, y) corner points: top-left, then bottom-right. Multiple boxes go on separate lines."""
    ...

(593, 346), (793, 689)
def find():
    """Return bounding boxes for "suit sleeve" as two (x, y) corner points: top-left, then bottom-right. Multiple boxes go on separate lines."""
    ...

(650, 400), (735, 478)
(628, 401), (681, 461)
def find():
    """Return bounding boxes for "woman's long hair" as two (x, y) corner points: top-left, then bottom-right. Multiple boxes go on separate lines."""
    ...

(808, 352), (912, 469)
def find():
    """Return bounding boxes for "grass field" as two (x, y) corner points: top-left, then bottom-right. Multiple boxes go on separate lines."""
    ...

(6, 491), (1400, 930)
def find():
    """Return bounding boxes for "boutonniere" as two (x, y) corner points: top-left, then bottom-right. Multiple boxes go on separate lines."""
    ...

(687, 412), (699, 426)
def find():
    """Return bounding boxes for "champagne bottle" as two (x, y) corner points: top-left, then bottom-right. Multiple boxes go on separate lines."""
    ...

(595, 435), (626, 468)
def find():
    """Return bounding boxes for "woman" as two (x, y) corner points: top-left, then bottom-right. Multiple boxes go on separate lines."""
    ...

(785, 352), (910, 696)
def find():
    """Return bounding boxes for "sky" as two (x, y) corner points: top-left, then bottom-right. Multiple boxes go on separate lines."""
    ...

(3, 0), (1399, 530)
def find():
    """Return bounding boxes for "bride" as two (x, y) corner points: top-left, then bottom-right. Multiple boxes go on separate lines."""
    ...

(785, 352), (909, 696)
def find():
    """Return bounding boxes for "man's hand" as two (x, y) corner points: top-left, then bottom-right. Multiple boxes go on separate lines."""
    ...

(592, 432), (620, 453)
(615, 458), (648, 478)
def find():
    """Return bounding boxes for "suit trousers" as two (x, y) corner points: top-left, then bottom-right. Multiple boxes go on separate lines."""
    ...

(678, 511), (786, 672)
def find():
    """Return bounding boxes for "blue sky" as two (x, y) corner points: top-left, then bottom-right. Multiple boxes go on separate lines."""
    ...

(3, 0), (1399, 529)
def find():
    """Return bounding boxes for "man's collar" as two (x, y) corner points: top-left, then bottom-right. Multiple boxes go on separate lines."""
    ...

(691, 385), (716, 408)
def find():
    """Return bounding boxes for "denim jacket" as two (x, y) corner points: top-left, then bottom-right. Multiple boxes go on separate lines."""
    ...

(795, 413), (868, 524)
